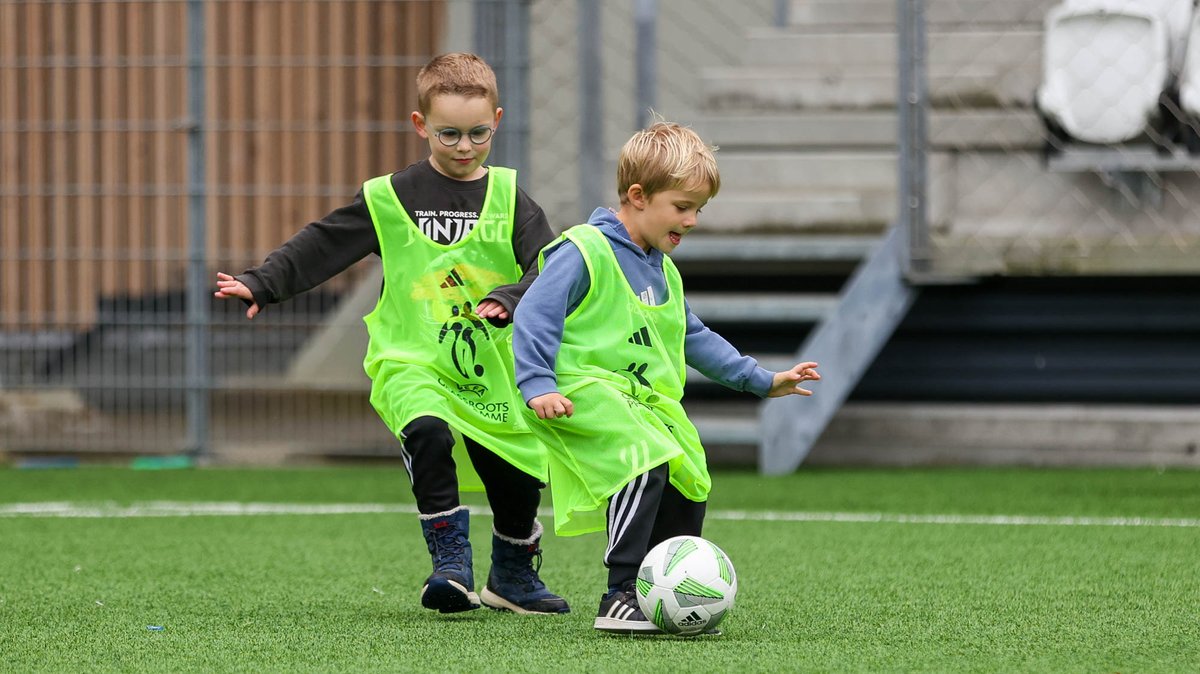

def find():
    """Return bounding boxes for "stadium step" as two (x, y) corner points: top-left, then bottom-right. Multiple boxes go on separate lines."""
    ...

(717, 152), (896, 191)
(699, 190), (894, 233)
(686, 293), (836, 324)
(701, 63), (1039, 111)
(784, 0), (1055, 31)
(670, 233), (879, 265)
(692, 110), (1043, 151)
(696, 153), (899, 233)
(741, 29), (1042, 70)
(670, 232), (879, 461)
(685, 400), (1200, 468)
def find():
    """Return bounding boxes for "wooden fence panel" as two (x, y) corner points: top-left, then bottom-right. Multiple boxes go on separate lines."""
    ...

(1, 0), (443, 331)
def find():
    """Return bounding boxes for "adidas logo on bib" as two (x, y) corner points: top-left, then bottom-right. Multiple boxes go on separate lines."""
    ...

(627, 326), (652, 347)
(440, 269), (466, 289)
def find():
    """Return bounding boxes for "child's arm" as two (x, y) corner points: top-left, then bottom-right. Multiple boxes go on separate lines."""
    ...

(512, 240), (591, 418)
(683, 303), (819, 397)
(683, 303), (776, 396)
(478, 191), (556, 325)
(214, 195), (378, 319)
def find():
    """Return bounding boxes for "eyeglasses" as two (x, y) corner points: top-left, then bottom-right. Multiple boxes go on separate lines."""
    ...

(431, 125), (495, 147)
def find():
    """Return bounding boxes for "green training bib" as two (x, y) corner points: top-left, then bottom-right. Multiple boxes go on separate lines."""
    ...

(528, 224), (711, 536)
(362, 167), (546, 483)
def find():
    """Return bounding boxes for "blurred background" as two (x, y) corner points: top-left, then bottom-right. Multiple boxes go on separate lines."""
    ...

(2, 0), (1200, 472)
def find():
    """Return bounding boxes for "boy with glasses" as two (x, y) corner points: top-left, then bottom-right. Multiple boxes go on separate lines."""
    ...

(513, 121), (820, 634)
(215, 52), (568, 617)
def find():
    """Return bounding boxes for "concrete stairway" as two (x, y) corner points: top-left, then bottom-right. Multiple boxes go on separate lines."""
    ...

(676, 0), (1054, 465)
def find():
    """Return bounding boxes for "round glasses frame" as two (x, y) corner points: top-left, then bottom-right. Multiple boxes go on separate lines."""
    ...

(432, 126), (495, 147)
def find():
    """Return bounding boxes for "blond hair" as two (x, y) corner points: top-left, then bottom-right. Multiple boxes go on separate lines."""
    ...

(616, 122), (720, 205)
(416, 52), (499, 114)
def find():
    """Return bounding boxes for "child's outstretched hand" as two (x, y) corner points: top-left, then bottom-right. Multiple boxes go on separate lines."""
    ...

(475, 299), (509, 323)
(213, 272), (262, 319)
(767, 361), (820, 398)
(529, 392), (574, 419)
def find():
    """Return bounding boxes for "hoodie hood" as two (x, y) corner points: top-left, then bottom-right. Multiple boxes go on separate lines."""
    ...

(585, 207), (665, 271)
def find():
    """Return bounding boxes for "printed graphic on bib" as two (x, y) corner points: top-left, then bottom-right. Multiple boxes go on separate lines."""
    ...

(439, 268), (467, 288)
(411, 264), (511, 322)
(438, 302), (492, 379)
(614, 361), (662, 408)
(618, 361), (651, 387)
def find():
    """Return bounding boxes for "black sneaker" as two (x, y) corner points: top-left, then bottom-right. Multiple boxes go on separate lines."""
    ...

(593, 583), (660, 635)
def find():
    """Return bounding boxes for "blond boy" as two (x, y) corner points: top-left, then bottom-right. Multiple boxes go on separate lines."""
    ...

(512, 122), (819, 633)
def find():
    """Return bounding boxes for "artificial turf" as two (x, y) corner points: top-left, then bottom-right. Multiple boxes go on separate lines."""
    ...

(1, 466), (1197, 673)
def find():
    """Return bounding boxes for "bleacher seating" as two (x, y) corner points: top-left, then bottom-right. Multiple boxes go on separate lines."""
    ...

(1067, 0), (1194, 71)
(1178, 7), (1200, 131)
(1038, 0), (1171, 144)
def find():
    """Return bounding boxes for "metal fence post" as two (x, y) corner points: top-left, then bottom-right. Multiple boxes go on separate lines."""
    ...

(897, 0), (928, 277)
(185, 0), (210, 458)
(475, 0), (530, 176)
(578, 0), (604, 222)
(634, 0), (657, 129)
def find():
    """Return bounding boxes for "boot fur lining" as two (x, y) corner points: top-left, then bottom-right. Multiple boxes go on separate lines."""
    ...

(493, 519), (543, 546)
(418, 504), (468, 521)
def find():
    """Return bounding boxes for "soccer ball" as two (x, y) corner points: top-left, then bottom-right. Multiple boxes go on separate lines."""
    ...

(635, 535), (737, 636)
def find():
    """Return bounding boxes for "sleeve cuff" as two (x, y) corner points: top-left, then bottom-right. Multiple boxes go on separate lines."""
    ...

(747, 367), (775, 398)
(519, 377), (560, 404)
(480, 290), (516, 327)
(236, 273), (271, 310)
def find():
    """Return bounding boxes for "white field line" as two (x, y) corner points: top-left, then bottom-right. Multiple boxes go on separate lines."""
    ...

(0, 501), (1198, 528)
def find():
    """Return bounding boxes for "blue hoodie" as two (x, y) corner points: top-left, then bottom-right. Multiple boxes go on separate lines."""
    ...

(513, 207), (774, 403)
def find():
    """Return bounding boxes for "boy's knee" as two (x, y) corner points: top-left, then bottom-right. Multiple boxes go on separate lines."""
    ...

(402, 416), (455, 452)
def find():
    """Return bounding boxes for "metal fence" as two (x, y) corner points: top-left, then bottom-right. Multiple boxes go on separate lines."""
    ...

(1, 0), (766, 463)
(1, 0), (442, 460)
(8, 0), (1190, 465)
(895, 0), (1200, 278)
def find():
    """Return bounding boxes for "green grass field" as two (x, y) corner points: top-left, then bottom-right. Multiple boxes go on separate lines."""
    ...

(2, 466), (1198, 673)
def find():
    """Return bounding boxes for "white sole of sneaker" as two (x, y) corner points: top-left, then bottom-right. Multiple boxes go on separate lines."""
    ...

(592, 617), (662, 634)
(480, 587), (566, 615)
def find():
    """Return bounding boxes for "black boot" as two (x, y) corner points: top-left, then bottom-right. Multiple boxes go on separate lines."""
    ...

(418, 506), (480, 613)
(479, 521), (570, 615)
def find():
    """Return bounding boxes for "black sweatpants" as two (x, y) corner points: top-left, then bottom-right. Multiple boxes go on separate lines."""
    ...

(400, 415), (544, 540)
(603, 463), (707, 590)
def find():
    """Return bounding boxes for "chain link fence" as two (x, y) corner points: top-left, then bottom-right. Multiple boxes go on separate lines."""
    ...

(897, 0), (1200, 277)
(9, 0), (1184, 465)
(1, 0), (441, 461)
(1, 0), (768, 463)
(527, 0), (776, 228)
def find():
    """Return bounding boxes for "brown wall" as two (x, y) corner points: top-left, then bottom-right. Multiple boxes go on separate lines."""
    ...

(0, 1), (443, 330)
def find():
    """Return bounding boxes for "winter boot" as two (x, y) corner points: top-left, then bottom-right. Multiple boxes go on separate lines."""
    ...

(479, 521), (570, 615)
(418, 506), (480, 613)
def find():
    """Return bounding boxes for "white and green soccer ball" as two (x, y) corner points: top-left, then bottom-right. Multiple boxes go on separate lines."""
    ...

(635, 535), (738, 636)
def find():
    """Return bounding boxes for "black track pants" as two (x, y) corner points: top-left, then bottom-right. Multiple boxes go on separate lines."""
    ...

(399, 415), (544, 540)
(603, 462), (707, 589)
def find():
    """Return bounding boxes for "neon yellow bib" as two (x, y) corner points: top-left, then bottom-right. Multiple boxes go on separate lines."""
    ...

(362, 167), (545, 483)
(529, 224), (711, 536)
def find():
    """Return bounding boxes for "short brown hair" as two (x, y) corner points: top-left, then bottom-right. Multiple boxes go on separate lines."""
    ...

(617, 122), (720, 205)
(416, 52), (499, 114)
